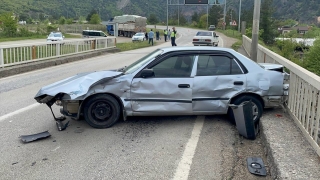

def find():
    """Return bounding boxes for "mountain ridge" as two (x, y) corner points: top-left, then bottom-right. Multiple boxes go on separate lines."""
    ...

(0, 0), (319, 24)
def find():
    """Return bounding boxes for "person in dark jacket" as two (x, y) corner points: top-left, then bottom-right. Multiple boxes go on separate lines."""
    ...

(145, 32), (148, 40)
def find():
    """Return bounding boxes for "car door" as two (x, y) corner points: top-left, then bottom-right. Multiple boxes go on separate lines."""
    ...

(193, 53), (247, 113)
(130, 54), (195, 115)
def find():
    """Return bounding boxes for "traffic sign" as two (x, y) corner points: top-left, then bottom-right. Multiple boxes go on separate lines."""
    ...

(232, 20), (237, 26)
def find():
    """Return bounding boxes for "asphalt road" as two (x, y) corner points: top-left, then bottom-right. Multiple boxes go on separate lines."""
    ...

(0, 27), (270, 180)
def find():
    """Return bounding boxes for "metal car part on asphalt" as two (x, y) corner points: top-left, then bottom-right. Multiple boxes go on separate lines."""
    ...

(19, 131), (51, 143)
(247, 157), (267, 176)
(34, 46), (290, 129)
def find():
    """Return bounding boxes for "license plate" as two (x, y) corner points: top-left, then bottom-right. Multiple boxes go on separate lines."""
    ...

(200, 39), (205, 42)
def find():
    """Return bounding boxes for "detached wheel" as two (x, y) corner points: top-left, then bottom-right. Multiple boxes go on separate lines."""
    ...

(228, 95), (263, 124)
(84, 94), (120, 128)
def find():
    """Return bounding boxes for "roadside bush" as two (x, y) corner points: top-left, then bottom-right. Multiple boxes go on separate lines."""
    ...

(303, 38), (320, 75)
(47, 24), (58, 33)
(18, 27), (32, 37)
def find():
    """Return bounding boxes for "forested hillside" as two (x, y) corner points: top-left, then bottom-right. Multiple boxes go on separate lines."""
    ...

(0, 0), (319, 23)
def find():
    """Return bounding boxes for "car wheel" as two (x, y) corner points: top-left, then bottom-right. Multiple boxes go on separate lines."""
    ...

(84, 94), (120, 128)
(227, 95), (263, 124)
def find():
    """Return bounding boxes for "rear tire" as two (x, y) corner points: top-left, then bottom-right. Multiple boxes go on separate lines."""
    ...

(227, 95), (263, 124)
(83, 94), (120, 128)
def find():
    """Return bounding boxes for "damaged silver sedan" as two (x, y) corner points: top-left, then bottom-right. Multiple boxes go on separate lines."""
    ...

(35, 47), (289, 129)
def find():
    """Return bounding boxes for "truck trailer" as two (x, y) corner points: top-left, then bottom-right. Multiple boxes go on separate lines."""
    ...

(106, 15), (147, 37)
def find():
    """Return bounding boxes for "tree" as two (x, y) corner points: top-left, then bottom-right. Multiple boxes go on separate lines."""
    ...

(304, 38), (320, 75)
(59, 16), (66, 25)
(86, 9), (98, 22)
(148, 14), (158, 25)
(191, 12), (199, 22)
(89, 14), (101, 24)
(260, 0), (276, 44)
(208, 5), (223, 27)
(198, 14), (208, 28)
(0, 12), (18, 37)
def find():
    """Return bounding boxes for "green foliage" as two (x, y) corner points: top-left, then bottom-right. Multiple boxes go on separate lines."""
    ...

(148, 14), (158, 25)
(304, 27), (320, 38)
(260, 0), (276, 45)
(198, 14), (208, 29)
(208, 4), (223, 28)
(47, 24), (58, 33)
(59, 16), (66, 25)
(0, 12), (18, 37)
(304, 38), (320, 75)
(86, 9), (98, 22)
(89, 14), (101, 24)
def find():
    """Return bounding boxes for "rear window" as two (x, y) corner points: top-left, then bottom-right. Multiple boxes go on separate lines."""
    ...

(196, 31), (212, 36)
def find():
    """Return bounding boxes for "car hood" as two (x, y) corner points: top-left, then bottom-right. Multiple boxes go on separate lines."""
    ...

(34, 71), (123, 103)
(47, 37), (63, 40)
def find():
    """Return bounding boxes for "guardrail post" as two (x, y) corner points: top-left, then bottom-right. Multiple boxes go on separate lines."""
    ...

(91, 40), (96, 50)
(32, 45), (36, 59)
(76, 42), (79, 53)
(56, 43), (60, 56)
(0, 48), (4, 68)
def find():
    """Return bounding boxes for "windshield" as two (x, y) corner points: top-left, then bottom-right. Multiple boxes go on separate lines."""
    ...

(49, 33), (62, 37)
(196, 31), (212, 36)
(134, 33), (144, 36)
(123, 49), (163, 74)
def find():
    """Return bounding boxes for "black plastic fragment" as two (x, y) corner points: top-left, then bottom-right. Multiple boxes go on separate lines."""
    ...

(56, 120), (69, 131)
(247, 157), (267, 176)
(19, 131), (51, 143)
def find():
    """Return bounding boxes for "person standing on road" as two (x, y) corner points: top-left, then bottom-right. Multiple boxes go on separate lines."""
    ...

(164, 30), (167, 42)
(167, 29), (171, 41)
(148, 29), (154, 46)
(171, 27), (177, 46)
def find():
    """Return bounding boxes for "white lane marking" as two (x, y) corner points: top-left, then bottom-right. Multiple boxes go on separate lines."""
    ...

(0, 103), (40, 122)
(52, 146), (60, 151)
(173, 116), (205, 180)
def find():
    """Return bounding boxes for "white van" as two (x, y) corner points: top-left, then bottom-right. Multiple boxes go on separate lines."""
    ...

(82, 30), (107, 38)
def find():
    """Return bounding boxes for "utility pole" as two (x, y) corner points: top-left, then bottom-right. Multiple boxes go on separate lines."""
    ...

(167, 0), (168, 31)
(238, 0), (241, 32)
(224, 0), (227, 30)
(251, 0), (261, 62)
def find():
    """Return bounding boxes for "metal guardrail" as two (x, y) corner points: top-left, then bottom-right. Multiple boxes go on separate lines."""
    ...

(242, 35), (320, 156)
(0, 37), (116, 68)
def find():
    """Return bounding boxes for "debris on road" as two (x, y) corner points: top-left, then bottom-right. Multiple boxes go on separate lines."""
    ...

(247, 157), (267, 176)
(19, 131), (51, 143)
(56, 120), (69, 131)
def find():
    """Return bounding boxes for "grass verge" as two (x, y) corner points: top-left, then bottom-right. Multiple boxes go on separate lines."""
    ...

(116, 40), (157, 51)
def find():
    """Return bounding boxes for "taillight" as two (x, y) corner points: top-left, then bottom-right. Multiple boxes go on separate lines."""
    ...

(205, 39), (211, 42)
(193, 39), (199, 41)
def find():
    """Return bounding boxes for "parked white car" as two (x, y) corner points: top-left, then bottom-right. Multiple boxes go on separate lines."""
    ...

(47, 32), (64, 42)
(193, 31), (219, 46)
(132, 33), (145, 42)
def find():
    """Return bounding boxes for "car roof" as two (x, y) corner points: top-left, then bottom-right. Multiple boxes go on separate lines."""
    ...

(83, 30), (103, 32)
(158, 46), (235, 54)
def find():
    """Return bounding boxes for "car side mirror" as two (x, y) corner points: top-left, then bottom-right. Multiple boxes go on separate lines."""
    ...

(140, 69), (154, 78)
(215, 35), (219, 37)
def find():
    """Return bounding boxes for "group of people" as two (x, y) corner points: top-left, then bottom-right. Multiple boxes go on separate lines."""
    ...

(164, 27), (177, 46)
(145, 27), (177, 47)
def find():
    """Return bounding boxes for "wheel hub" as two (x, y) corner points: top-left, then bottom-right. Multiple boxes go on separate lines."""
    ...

(93, 102), (111, 120)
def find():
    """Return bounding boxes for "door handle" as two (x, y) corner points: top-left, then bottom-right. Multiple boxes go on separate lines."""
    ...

(234, 81), (244, 85)
(178, 84), (190, 88)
